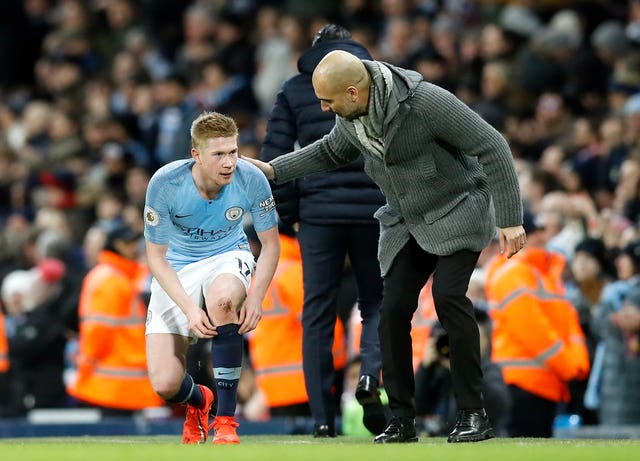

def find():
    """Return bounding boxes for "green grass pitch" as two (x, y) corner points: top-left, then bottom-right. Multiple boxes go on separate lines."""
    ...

(0, 436), (638, 461)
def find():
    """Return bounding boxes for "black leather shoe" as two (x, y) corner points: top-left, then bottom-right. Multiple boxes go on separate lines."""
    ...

(355, 375), (388, 434)
(355, 375), (380, 404)
(447, 409), (495, 443)
(373, 417), (418, 443)
(313, 424), (336, 438)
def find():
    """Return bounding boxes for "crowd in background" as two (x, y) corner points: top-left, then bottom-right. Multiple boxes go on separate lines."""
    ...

(1, 0), (640, 435)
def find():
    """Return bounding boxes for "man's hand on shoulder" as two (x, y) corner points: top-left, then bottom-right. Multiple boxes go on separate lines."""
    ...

(241, 155), (275, 180)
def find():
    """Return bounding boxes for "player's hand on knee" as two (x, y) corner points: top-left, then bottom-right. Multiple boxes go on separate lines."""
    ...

(238, 302), (262, 334)
(188, 308), (217, 338)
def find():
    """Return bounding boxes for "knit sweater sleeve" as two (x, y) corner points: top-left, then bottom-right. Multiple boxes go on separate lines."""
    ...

(270, 120), (360, 184)
(422, 84), (522, 228)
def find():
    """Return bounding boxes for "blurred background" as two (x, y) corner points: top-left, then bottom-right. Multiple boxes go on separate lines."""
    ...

(1, 0), (640, 439)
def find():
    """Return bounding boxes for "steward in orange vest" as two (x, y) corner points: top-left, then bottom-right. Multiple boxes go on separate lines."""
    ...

(0, 310), (9, 416)
(485, 218), (589, 437)
(67, 225), (163, 411)
(350, 280), (437, 373)
(0, 311), (8, 373)
(248, 233), (347, 412)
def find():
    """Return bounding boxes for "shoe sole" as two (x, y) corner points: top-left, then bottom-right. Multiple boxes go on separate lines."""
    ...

(355, 389), (382, 406)
(213, 439), (240, 445)
(374, 436), (419, 444)
(362, 404), (388, 435)
(447, 429), (495, 443)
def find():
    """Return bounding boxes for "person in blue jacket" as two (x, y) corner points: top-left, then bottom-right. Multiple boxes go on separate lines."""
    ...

(260, 24), (387, 437)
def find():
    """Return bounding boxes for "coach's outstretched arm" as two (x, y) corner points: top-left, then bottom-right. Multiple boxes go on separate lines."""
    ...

(242, 156), (275, 180)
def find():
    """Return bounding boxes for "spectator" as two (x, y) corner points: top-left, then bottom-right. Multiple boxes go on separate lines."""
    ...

(411, 49), (455, 94)
(0, 309), (8, 372)
(121, 27), (171, 82)
(591, 21), (632, 66)
(589, 239), (640, 425)
(485, 213), (590, 437)
(66, 224), (163, 414)
(0, 308), (9, 416)
(214, 9), (256, 79)
(81, 225), (107, 270)
(173, 4), (217, 85)
(623, 92), (640, 151)
(251, 6), (296, 114)
(469, 60), (512, 131)
(536, 191), (587, 260)
(1, 258), (68, 416)
(565, 237), (615, 425)
(94, 0), (138, 65)
(193, 57), (259, 129)
(151, 72), (200, 167)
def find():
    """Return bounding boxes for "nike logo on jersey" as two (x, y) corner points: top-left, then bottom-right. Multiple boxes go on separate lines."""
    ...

(174, 214), (192, 219)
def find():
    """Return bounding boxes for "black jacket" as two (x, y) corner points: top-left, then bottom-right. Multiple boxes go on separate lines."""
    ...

(260, 40), (385, 226)
(5, 300), (67, 415)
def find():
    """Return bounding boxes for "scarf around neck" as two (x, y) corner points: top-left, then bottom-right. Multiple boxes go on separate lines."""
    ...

(354, 62), (393, 158)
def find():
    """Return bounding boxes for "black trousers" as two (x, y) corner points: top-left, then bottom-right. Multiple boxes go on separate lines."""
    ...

(380, 236), (482, 418)
(298, 222), (383, 426)
(508, 385), (557, 437)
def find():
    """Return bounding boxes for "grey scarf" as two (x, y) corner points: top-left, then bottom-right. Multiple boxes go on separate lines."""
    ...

(354, 62), (393, 158)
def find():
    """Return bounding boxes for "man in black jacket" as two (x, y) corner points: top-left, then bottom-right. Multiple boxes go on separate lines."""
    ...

(260, 24), (387, 437)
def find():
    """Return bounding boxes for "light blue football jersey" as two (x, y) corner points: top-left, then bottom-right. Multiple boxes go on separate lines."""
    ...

(144, 158), (277, 270)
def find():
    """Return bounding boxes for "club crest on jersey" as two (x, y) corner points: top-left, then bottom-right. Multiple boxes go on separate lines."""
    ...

(225, 207), (243, 221)
(144, 206), (160, 226)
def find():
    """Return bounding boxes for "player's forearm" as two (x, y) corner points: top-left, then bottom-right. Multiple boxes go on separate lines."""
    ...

(147, 255), (198, 315)
(247, 239), (280, 304)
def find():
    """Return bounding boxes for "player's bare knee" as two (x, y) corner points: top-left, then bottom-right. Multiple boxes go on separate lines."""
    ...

(211, 296), (238, 323)
(217, 297), (233, 312)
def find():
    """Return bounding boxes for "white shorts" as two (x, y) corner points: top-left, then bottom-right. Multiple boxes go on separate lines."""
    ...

(145, 250), (255, 341)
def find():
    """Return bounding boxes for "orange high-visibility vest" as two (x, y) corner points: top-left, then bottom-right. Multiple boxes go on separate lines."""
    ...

(67, 251), (163, 410)
(0, 311), (9, 373)
(348, 279), (437, 373)
(249, 235), (347, 408)
(412, 280), (439, 371)
(485, 248), (590, 402)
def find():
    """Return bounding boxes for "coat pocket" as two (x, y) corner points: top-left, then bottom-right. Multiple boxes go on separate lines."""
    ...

(423, 191), (469, 224)
(374, 205), (403, 227)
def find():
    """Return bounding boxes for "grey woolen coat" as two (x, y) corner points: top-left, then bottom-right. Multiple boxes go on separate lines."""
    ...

(270, 60), (523, 276)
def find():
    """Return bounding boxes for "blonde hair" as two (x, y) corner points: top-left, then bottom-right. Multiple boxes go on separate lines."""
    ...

(190, 111), (238, 150)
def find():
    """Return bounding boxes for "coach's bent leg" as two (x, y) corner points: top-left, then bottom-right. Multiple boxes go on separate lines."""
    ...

(379, 240), (434, 418)
(431, 249), (483, 409)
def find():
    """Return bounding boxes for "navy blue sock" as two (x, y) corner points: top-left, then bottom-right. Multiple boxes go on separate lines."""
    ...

(166, 373), (204, 408)
(211, 323), (242, 416)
